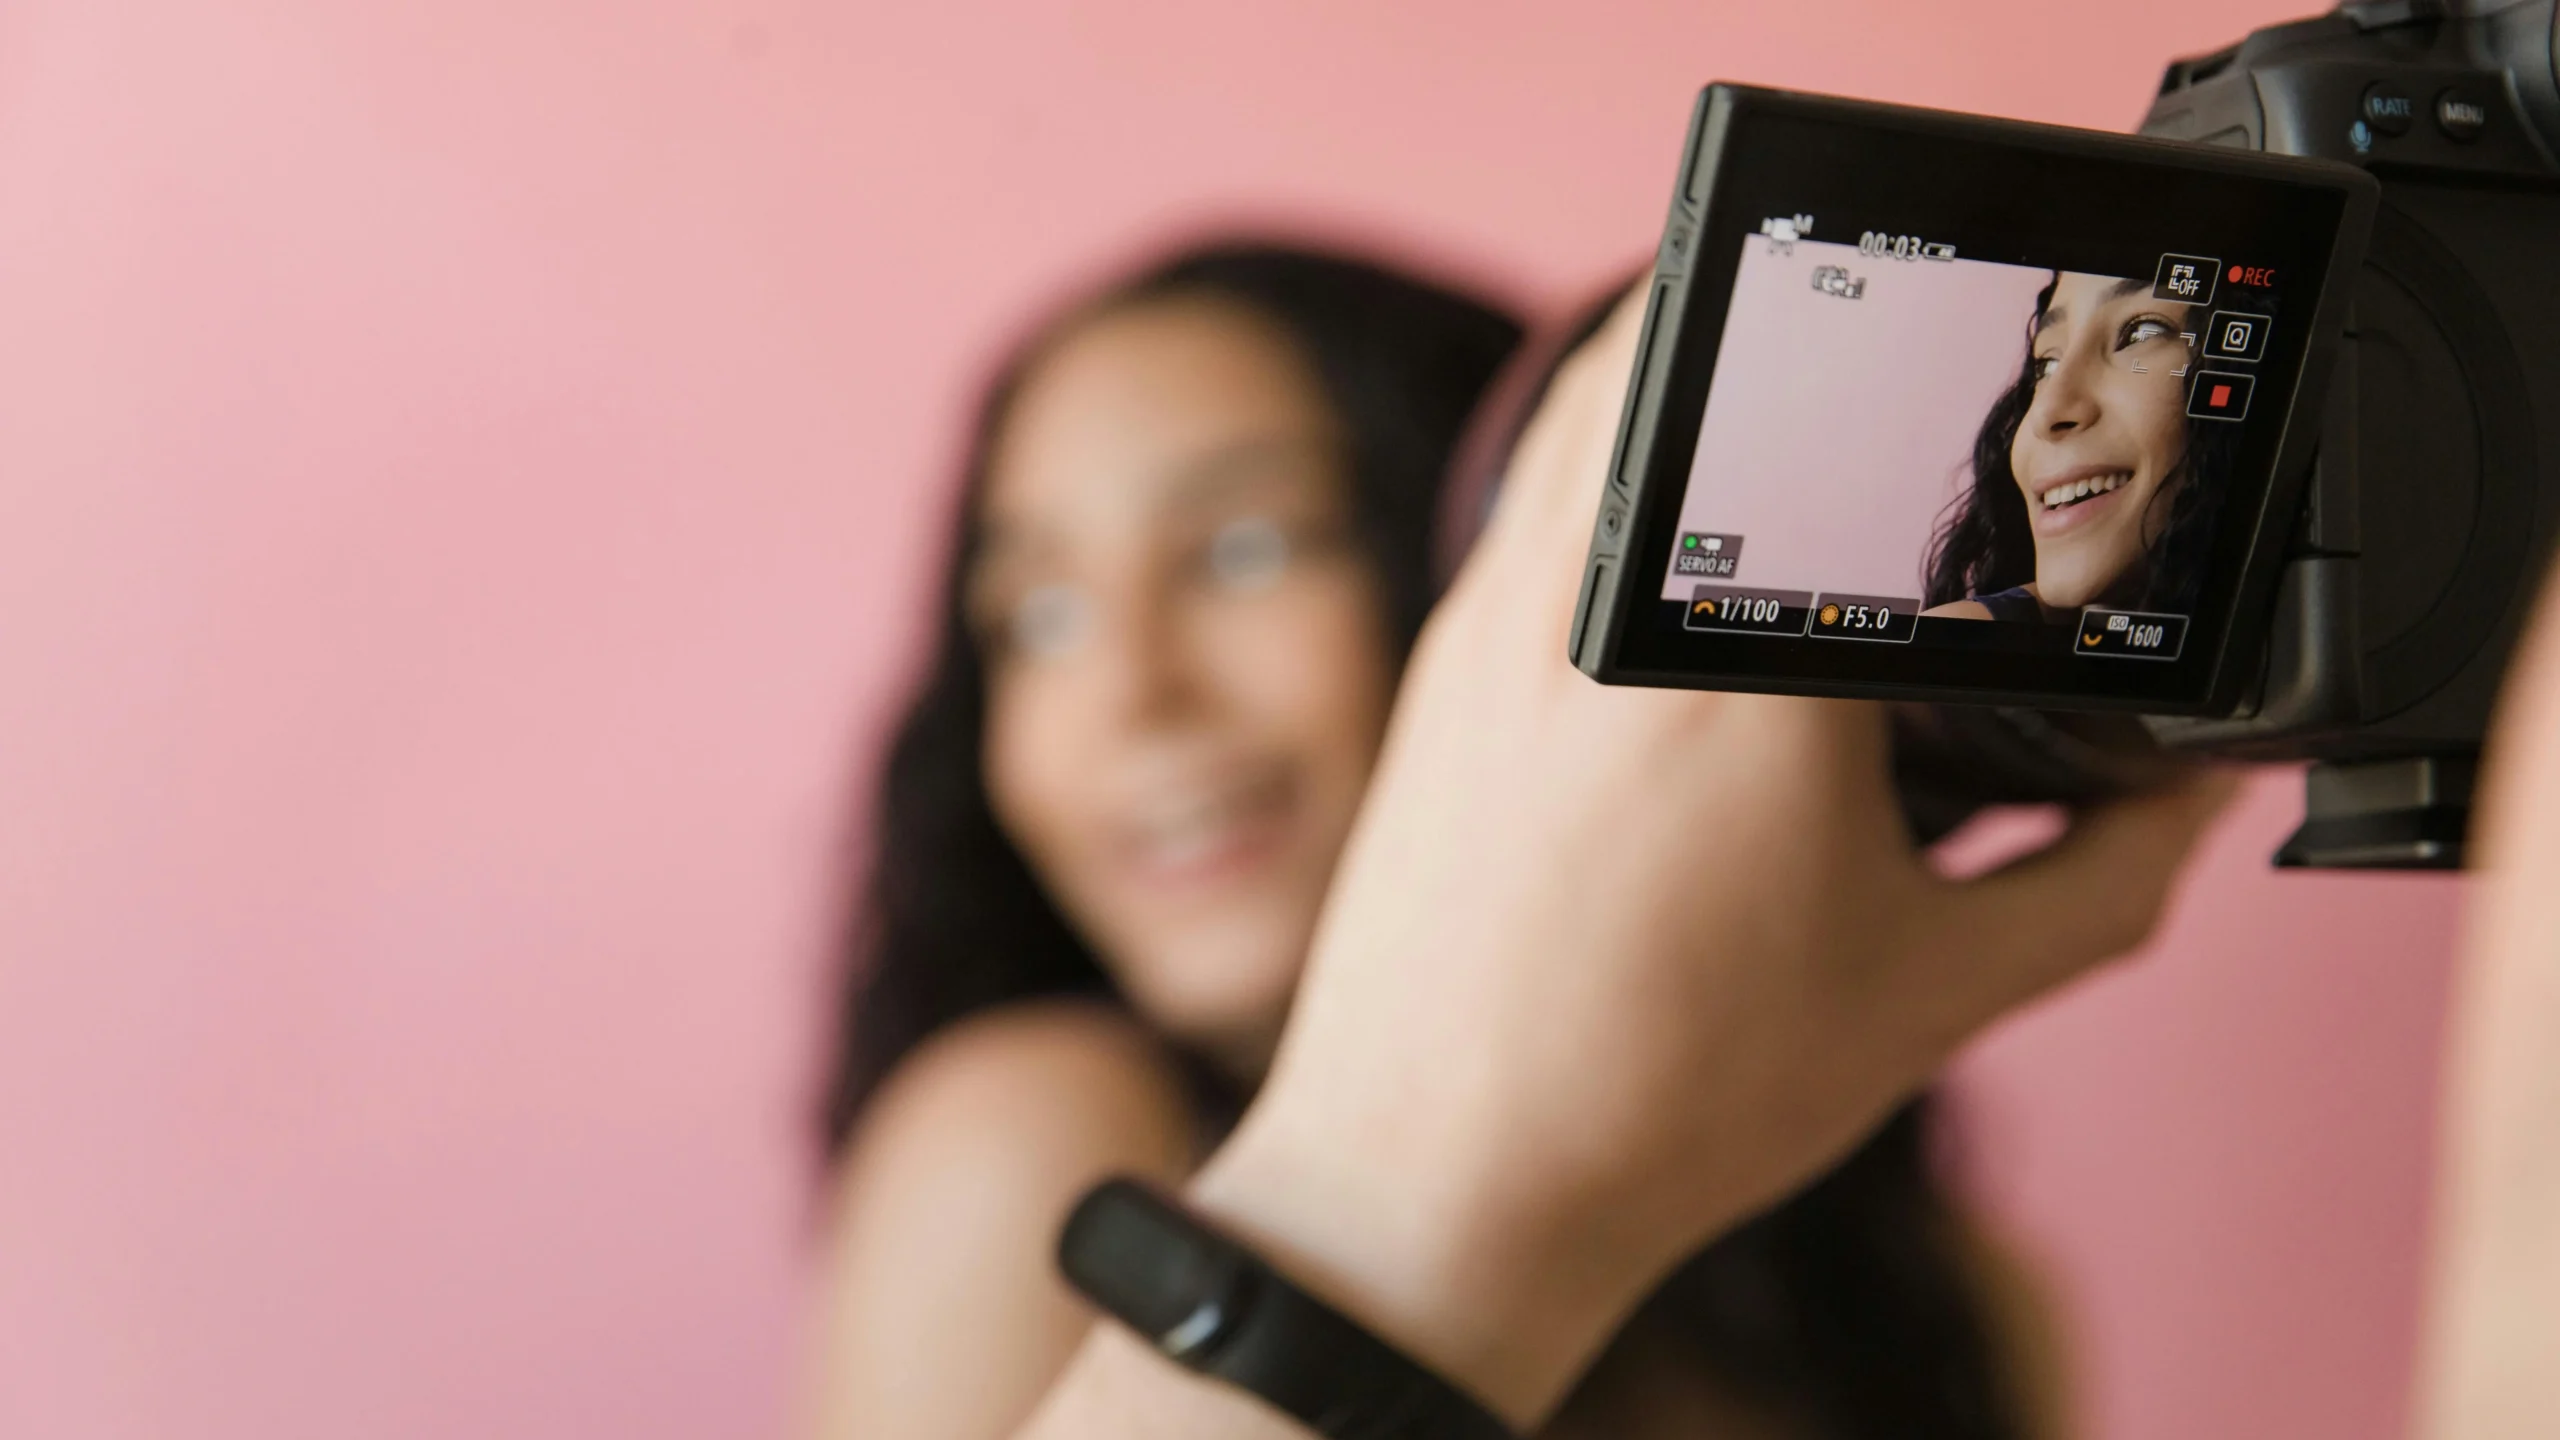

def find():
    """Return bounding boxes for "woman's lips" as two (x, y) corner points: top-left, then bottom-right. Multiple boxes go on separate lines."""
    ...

(2032, 467), (2135, 537)
(1110, 767), (1297, 890)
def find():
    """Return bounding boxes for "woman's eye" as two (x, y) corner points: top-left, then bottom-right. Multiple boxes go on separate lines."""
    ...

(2032, 355), (2060, 382)
(1203, 516), (1293, 592)
(1004, 582), (1093, 660)
(2119, 315), (2177, 348)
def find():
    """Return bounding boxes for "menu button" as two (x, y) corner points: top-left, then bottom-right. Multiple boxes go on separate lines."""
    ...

(2436, 89), (2488, 142)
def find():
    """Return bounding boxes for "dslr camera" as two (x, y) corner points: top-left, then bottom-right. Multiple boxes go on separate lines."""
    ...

(1571, 0), (2560, 868)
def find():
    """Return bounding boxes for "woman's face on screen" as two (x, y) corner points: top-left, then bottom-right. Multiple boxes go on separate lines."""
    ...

(967, 296), (1393, 1073)
(2010, 271), (2194, 610)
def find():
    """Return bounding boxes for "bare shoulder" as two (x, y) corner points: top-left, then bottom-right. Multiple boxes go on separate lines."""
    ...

(810, 1000), (1204, 1439)
(846, 998), (1199, 1181)
(1922, 599), (1995, 620)
(833, 997), (1203, 1238)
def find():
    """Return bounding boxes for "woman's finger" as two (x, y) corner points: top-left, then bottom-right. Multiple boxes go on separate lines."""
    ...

(1932, 768), (2240, 1023)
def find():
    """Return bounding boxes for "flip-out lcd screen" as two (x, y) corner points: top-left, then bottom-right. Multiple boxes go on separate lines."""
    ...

(1577, 87), (2376, 712)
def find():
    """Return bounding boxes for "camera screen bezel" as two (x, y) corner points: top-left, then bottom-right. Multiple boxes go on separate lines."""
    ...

(1573, 86), (2378, 715)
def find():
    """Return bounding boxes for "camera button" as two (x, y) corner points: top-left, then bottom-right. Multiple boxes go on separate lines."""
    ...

(2360, 82), (2415, 137)
(2203, 311), (2270, 363)
(2151, 253), (2220, 305)
(2186, 369), (2256, 422)
(2434, 88), (2488, 142)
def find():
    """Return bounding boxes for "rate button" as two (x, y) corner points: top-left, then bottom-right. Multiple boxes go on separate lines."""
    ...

(2361, 82), (2415, 137)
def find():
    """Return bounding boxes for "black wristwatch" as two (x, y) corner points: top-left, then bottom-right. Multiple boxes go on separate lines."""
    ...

(1056, 1177), (1520, 1440)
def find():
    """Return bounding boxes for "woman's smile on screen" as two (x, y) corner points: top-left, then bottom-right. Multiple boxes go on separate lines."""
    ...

(2011, 272), (2195, 611)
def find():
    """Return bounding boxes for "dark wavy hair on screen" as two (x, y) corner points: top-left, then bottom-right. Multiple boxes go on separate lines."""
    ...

(824, 242), (2027, 1440)
(1924, 273), (2245, 615)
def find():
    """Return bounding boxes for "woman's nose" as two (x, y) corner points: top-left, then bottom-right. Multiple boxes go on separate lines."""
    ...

(1084, 590), (1201, 727)
(2037, 357), (2102, 435)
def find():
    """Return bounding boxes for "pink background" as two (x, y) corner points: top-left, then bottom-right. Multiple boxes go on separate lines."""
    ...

(0, 4), (2461, 1440)
(1665, 240), (2052, 599)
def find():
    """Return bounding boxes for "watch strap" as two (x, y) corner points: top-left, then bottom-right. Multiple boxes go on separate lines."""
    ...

(1058, 1177), (1519, 1440)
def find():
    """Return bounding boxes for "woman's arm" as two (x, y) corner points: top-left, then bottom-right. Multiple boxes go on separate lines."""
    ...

(807, 1001), (1197, 1440)
(999, 289), (2232, 1440)
(2415, 563), (2560, 1440)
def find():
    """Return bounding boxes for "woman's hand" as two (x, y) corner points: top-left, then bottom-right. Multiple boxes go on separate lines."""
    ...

(1186, 287), (2237, 1428)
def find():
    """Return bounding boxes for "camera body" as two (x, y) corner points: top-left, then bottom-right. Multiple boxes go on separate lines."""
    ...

(2138, 0), (2560, 864)
(1569, 3), (2560, 868)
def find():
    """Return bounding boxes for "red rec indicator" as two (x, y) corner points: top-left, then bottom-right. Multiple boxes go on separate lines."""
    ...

(2228, 263), (2277, 286)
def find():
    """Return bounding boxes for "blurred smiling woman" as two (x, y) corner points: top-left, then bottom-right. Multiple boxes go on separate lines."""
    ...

(811, 241), (2058, 1440)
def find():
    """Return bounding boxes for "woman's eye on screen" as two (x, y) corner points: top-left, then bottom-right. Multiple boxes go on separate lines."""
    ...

(2117, 314), (2178, 350)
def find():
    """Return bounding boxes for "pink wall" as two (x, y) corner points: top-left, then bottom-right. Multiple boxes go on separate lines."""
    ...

(1666, 241), (2052, 599)
(0, 4), (2461, 1439)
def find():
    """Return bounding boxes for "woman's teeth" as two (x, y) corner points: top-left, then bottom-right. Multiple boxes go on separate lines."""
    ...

(1136, 794), (1250, 856)
(2041, 471), (2131, 510)
(1126, 774), (1290, 871)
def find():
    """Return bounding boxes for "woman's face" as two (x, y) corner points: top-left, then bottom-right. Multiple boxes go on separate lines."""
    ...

(969, 296), (1394, 1072)
(2010, 271), (2196, 610)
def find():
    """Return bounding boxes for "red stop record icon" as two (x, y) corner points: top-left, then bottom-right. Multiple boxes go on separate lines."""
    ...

(2187, 369), (2256, 421)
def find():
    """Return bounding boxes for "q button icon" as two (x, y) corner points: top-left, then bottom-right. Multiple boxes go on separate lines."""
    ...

(2202, 311), (2270, 364)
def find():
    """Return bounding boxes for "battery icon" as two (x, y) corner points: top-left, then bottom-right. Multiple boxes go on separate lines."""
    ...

(1921, 242), (1957, 261)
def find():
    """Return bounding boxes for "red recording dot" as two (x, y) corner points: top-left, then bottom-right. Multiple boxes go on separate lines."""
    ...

(2228, 263), (2243, 282)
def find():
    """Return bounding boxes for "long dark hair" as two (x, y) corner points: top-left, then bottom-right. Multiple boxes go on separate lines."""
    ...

(825, 242), (2028, 1440)
(1924, 273), (2244, 615)
(825, 241), (1525, 1142)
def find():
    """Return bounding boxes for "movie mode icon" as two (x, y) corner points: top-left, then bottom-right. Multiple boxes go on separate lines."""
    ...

(1684, 584), (1812, 636)
(2203, 310), (2271, 362)
(2152, 252), (2221, 304)
(2075, 607), (2189, 661)
(1673, 532), (1744, 578)
(2186, 369), (2256, 421)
